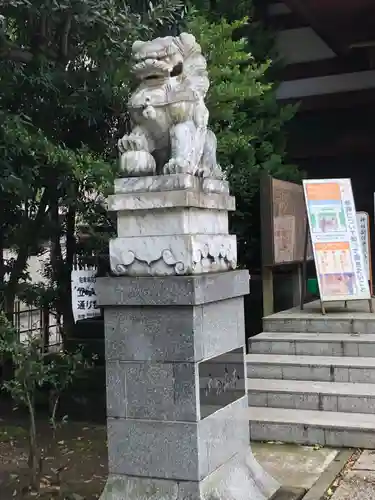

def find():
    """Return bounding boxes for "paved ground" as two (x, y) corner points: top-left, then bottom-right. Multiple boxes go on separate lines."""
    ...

(253, 442), (339, 489)
(331, 450), (375, 500)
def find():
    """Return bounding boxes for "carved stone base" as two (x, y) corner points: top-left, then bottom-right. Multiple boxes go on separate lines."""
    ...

(109, 234), (237, 276)
(107, 173), (237, 277)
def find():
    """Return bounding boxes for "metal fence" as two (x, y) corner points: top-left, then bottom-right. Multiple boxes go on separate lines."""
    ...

(12, 301), (63, 350)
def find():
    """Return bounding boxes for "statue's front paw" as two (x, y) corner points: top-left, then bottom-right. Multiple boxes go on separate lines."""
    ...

(119, 151), (156, 177)
(196, 164), (226, 180)
(118, 134), (145, 153)
(163, 158), (192, 175)
(195, 165), (211, 178)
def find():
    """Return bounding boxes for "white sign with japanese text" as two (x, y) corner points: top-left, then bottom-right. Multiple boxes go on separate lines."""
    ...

(356, 212), (371, 281)
(71, 268), (101, 323)
(303, 179), (370, 302)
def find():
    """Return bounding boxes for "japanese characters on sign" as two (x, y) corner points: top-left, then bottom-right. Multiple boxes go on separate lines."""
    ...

(198, 348), (245, 419)
(71, 268), (101, 323)
(303, 179), (370, 303)
(356, 212), (371, 283)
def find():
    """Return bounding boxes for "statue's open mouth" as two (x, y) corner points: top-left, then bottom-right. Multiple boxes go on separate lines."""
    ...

(144, 63), (183, 81)
(145, 75), (163, 80)
(170, 62), (183, 77)
(134, 59), (184, 81)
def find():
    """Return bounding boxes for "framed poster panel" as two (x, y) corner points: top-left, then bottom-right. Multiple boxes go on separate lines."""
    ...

(261, 175), (313, 266)
(303, 179), (370, 303)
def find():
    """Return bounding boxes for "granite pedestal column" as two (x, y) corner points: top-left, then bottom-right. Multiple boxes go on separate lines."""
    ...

(97, 174), (279, 500)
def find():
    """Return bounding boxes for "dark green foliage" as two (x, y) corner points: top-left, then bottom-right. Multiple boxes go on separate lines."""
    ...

(188, 2), (300, 270)
(0, 0), (184, 327)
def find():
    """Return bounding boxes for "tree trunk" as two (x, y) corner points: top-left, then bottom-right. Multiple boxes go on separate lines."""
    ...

(26, 394), (40, 491)
(61, 204), (76, 341)
(5, 188), (50, 321)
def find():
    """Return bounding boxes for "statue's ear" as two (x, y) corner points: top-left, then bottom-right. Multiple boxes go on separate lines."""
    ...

(179, 33), (197, 48)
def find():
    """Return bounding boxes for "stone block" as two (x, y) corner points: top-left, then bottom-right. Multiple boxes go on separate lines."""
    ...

(269, 341), (296, 355)
(248, 392), (268, 407)
(97, 270), (250, 307)
(106, 361), (127, 418)
(195, 297), (245, 360)
(353, 320), (375, 334)
(247, 364), (283, 380)
(295, 341), (339, 357)
(107, 417), (199, 480)
(100, 449), (280, 500)
(266, 392), (319, 411)
(338, 396), (375, 414)
(281, 365), (331, 382)
(117, 208), (229, 237)
(100, 474), (182, 500)
(358, 343), (375, 357)
(348, 368), (375, 383)
(321, 395), (338, 412)
(250, 422), (325, 445)
(107, 189), (235, 212)
(107, 397), (251, 482)
(103, 306), (197, 362)
(263, 319), (306, 333)
(124, 361), (198, 421)
(305, 319), (351, 334)
(109, 233), (237, 276)
(103, 296), (245, 363)
(198, 396), (249, 477)
(344, 342), (359, 356)
(198, 449), (279, 500)
(324, 429), (375, 448)
(114, 173), (230, 195)
(250, 340), (296, 356)
(334, 367), (349, 382)
(107, 360), (199, 421)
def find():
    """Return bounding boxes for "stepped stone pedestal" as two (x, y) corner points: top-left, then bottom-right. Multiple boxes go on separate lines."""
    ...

(97, 174), (279, 499)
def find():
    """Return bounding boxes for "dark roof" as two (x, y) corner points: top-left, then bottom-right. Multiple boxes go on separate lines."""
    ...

(283, 0), (375, 54)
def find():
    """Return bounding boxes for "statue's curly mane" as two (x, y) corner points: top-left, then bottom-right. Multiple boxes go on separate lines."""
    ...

(176, 33), (209, 98)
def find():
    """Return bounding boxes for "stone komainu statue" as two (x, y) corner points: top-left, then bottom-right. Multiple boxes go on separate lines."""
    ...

(118, 33), (224, 180)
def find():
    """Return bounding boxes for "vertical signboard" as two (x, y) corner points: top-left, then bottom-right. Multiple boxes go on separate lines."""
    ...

(71, 267), (101, 323)
(357, 211), (372, 294)
(303, 179), (370, 303)
(356, 212), (370, 279)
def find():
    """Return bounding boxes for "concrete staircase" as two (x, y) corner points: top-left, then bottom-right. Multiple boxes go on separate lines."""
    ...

(246, 302), (375, 448)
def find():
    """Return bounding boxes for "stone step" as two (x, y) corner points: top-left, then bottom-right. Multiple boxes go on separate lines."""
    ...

(247, 378), (375, 414)
(248, 406), (375, 448)
(248, 332), (375, 357)
(262, 310), (375, 335)
(246, 354), (375, 383)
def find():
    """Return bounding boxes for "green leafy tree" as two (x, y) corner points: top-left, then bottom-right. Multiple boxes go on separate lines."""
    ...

(187, 3), (300, 270)
(0, 0), (184, 330)
(0, 313), (87, 492)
